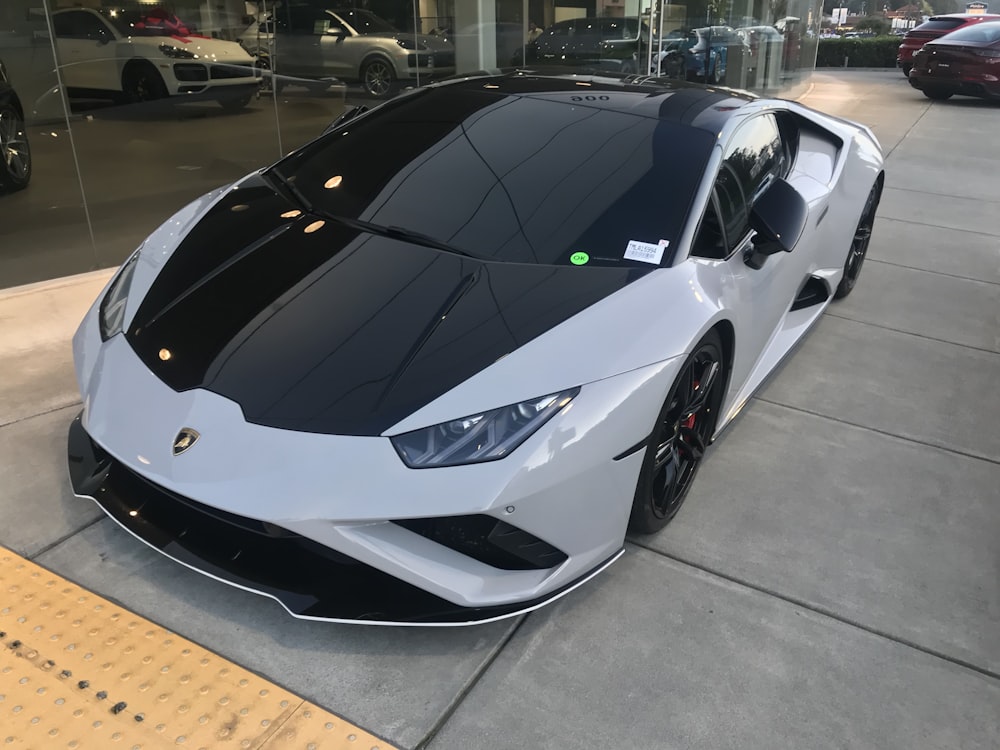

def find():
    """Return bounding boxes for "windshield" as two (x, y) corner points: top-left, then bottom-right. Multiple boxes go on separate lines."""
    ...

(273, 85), (714, 267)
(334, 9), (398, 34)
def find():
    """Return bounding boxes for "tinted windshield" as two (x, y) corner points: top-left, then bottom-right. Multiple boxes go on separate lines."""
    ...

(333, 9), (397, 34)
(273, 86), (714, 267)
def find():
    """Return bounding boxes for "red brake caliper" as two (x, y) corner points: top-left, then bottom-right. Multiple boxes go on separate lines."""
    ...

(682, 381), (700, 429)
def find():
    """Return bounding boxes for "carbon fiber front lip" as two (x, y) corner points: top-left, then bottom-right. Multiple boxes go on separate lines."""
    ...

(67, 413), (622, 626)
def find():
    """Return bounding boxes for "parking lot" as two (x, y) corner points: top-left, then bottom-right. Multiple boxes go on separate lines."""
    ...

(1, 69), (998, 748)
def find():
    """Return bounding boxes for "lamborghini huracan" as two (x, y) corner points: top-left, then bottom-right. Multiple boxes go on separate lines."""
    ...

(68, 72), (884, 625)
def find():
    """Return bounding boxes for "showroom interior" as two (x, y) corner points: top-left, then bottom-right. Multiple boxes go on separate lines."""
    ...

(0, 0), (821, 290)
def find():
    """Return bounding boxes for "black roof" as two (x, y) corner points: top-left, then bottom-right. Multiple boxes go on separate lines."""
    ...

(435, 70), (758, 134)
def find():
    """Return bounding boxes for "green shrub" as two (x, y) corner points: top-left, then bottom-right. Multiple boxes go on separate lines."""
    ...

(816, 37), (901, 68)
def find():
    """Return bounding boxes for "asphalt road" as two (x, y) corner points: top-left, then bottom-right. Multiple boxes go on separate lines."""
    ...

(0, 70), (998, 749)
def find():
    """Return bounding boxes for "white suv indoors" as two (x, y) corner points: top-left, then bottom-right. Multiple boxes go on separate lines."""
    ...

(52, 8), (259, 110)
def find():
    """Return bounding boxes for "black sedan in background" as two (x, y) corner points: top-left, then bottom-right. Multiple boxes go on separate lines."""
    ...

(0, 58), (31, 191)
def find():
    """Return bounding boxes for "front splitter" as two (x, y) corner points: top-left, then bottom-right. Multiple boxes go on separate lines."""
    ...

(68, 413), (622, 626)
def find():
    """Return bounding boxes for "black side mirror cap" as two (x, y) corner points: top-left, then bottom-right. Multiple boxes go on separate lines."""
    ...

(749, 177), (808, 254)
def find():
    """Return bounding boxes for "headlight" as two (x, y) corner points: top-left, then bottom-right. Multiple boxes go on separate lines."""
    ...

(159, 44), (196, 59)
(99, 250), (140, 341)
(391, 388), (580, 468)
(396, 38), (421, 50)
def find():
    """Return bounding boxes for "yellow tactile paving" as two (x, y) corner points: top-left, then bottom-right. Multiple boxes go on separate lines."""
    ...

(0, 547), (396, 750)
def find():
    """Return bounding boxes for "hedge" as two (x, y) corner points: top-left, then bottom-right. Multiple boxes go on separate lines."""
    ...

(816, 37), (901, 68)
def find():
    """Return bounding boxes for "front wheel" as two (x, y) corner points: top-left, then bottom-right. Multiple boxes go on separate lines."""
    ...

(834, 179), (882, 299)
(122, 63), (168, 103)
(900, 63), (912, 77)
(629, 330), (725, 534)
(0, 103), (31, 191)
(360, 58), (395, 98)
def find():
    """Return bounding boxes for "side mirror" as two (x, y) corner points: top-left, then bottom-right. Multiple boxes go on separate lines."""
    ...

(325, 25), (346, 37)
(745, 177), (808, 268)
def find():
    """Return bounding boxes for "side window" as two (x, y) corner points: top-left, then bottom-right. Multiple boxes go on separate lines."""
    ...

(53, 13), (74, 37)
(716, 114), (786, 252)
(286, 8), (327, 34)
(55, 12), (110, 41)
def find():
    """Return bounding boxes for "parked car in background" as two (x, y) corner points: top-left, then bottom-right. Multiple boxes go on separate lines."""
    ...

(681, 26), (748, 83)
(522, 17), (647, 73)
(908, 20), (1000, 101)
(51, 7), (259, 109)
(897, 12), (1000, 76)
(0, 57), (30, 191)
(241, 6), (454, 97)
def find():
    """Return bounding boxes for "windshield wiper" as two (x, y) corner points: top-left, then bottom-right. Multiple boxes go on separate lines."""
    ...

(264, 167), (490, 262)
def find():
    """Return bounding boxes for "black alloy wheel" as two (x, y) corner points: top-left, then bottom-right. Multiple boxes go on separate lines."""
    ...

(0, 103), (31, 191)
(834, 179), (882, 299)
(123, 64), (168, 103)
(361, 58), (395, 98)
(629, 330), (725, 534)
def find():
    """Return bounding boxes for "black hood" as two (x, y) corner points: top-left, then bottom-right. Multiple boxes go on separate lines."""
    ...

(126, 177), (643, 436)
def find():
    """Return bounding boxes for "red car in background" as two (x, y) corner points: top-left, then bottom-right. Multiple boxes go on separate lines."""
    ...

(908, 20), (1000, 100)
(898, 13), (1000, 76)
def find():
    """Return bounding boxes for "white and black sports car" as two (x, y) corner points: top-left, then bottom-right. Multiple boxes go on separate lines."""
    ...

(69, 73), (884, 625)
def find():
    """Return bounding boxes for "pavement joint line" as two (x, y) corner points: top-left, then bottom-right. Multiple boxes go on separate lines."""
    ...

(753, 396), (1000, 468)
(880, 100), (931, 161)
(0, 400), (82, 430)
(875, 214), (1000, 237)
(28, 515), (107, 562)
(874, 214), (1000, 239)
(883, 183), (1000, 208)
(822, 311), (1000, 357)
(626, 541), (1000, 684)
(0, 545), (400, 750)
(412, 614), (527, 750)
(865, 257), (1000, 288)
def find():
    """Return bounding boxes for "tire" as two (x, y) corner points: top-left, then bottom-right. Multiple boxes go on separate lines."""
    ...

(0, 103), (31, 191)
(360, 58), (395, 98)
(922, 87), (953, 101)
(122, 63), (168, 103)
(628, 330), (726, 534)
(900, 63), (912, 77)
(834, 179), (882, 299)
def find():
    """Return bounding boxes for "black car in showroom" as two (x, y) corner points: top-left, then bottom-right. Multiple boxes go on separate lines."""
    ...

(0, 57), (31, 191)
(522, 17), (647, 73)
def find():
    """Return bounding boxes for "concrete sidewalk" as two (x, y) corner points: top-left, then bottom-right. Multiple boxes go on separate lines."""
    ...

(1, 69), (998, 749)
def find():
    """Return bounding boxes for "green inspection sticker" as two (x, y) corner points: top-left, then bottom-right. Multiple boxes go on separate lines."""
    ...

(570, 251), (590, 265)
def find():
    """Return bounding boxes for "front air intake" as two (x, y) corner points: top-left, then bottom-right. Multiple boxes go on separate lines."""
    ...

(395, 515), (568, 570)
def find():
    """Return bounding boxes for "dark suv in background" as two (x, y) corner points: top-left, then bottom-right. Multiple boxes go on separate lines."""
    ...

(521, 17), (647, 73)
(0, 57), (31, 192)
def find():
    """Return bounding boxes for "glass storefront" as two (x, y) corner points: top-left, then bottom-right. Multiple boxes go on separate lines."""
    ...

(0, 0), (820, 290)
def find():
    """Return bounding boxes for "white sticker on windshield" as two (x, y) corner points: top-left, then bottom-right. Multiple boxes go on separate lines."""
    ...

(624, 240), (666, 265)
